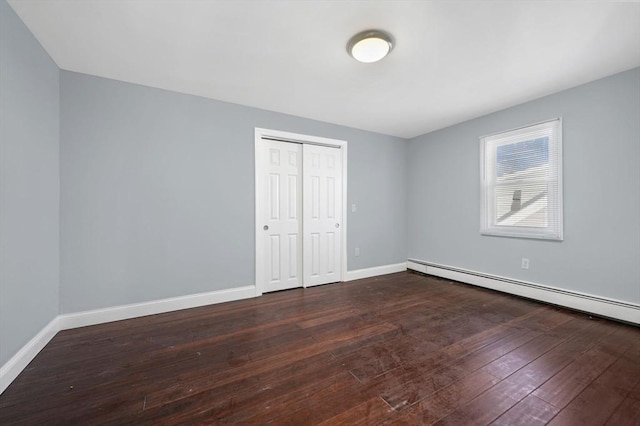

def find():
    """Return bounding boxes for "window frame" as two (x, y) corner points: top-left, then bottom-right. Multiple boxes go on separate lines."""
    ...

(480, 118), (563, 241)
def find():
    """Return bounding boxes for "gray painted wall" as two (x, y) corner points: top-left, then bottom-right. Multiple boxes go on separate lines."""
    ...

(60, 71), (406, 313)
(0, 0), (60, 366)
(407, 68), (640, 304)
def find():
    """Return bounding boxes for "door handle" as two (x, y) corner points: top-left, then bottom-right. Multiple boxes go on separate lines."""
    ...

(335, 223), (340, 228)
(263, 225), (269, 231)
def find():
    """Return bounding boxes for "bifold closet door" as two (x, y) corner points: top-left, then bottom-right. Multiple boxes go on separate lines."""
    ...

(263, 140), (302, 292)
(303, 144), (342, 287)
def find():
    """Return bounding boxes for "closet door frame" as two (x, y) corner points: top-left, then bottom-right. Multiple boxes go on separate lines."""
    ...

(254, 128), (348, 296)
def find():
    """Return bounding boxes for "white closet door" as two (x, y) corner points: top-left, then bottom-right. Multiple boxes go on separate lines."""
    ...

(303, 144), (343, 287)
(263, 140), (302, 292)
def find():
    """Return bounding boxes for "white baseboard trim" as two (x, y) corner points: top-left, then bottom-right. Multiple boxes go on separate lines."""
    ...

(0, 285), (256, 394)
(346, 262), (407, 282)
(57, 285), (256, 330)
(408, 259), (640, 325)
(0, 317), (59, 394)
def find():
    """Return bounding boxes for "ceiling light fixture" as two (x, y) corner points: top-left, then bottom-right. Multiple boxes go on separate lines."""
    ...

(347, 30), (394, 63)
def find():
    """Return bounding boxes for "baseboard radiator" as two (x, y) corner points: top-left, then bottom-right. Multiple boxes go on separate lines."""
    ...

(407, 259), (640, 325)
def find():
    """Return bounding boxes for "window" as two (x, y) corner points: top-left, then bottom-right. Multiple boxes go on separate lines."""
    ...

(480, 118), (563, 240)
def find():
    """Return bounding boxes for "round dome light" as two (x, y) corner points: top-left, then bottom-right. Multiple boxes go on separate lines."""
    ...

(347, 30), (394, 63)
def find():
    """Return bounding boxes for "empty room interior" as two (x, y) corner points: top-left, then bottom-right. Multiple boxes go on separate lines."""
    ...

(1, 0), (639, 424)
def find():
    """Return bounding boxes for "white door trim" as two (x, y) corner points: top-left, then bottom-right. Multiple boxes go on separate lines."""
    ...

(255, 128), (348, 296)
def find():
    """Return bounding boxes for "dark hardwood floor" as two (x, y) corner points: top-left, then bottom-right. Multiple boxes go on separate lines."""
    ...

(1, 271), (639, 425)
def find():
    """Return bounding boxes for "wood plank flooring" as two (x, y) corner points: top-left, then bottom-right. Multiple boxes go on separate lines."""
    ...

(1, 271), (639, 425)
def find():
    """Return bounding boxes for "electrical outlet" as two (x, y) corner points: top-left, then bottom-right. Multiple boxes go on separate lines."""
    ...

(355, 247), (360, 257)
(351, 203), (357, 212)
(521, 258), (530, 270)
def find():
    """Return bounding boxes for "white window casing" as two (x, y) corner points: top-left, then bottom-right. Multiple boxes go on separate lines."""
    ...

(480, 118), (563, 240)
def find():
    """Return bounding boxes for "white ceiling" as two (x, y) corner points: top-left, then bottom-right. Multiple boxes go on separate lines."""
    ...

(8, 0), (640, 139)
